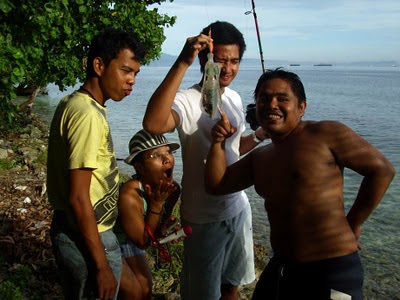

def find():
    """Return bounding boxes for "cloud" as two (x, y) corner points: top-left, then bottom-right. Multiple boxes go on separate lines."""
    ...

(154, 0), (400, 62)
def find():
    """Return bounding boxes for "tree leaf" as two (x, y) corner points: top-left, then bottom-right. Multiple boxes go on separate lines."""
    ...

(0, 0), (14, 14)
(12, 67), (24, 77)
(78, 5), (86, 13)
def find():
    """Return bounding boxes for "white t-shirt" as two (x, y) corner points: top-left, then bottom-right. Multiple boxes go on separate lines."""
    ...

(172, 84), (249, 223)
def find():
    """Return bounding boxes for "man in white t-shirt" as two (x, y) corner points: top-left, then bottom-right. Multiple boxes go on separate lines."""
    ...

(143, 21), (268, 300)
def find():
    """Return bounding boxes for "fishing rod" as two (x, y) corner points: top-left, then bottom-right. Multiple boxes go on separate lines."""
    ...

(245, 0), (266, 73)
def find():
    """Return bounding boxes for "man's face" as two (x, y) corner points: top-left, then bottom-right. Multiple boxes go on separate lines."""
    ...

(99, 48), (141, 102)
(256, 78), (306, 140)
(213, 44), (240, 89)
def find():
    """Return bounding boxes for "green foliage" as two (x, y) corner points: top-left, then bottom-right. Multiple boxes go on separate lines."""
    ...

(148, 202), (184, 294)
(0, 158), (16, 170)
(0, 281), (24, 300)
(0, 265), (32, 299)
(8, 265), (33, 290)
(0, 0), (176, 126)
(0, 30), (26, 128)
(0, 149), (27, 170)
(33, 151), (47, 166)
(150, 242), (184, 293)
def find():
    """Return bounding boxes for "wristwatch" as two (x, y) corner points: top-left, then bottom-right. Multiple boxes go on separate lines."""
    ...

(252, 131), (262, 143)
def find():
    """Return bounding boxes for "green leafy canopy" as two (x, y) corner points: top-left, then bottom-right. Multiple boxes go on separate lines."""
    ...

(0, 0), (176, 126)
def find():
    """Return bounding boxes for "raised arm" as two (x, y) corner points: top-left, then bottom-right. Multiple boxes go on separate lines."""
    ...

(328, 121), (395, 239)
(69, 169), (117, 300)
(205, 110), (254, 195)
(143, 34), (212, 135)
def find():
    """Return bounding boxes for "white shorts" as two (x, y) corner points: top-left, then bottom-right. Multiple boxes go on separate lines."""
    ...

(180, 201), (255, 300)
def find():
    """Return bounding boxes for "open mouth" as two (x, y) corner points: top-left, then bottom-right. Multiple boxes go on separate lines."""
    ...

(163, 168), (173, 180)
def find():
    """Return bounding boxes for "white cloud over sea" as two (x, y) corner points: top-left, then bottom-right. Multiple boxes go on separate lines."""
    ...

(154, 0), (400, 63)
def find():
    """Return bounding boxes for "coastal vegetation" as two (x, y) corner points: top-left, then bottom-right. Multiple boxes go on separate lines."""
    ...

(0, 0), (176, 128)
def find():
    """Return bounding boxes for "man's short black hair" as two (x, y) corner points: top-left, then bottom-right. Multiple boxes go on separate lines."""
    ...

(253, 68), (307, 105)
(198, 21), (246, 73)
(86, 28), (146, 78)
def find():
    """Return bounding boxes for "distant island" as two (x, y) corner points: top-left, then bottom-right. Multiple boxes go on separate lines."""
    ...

(313, 63), (333, 66)
(148, 53), (399, 68)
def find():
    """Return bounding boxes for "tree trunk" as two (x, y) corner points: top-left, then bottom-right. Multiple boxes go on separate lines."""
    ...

(19, 86), (41, 115)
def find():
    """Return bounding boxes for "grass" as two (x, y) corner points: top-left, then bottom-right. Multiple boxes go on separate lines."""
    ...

(0, 159), (16, 170)
(0, 264), (32, 300)
(0, 156), (26, 170)
(149, 242), (184, 294)
(33, 151), (47, 166)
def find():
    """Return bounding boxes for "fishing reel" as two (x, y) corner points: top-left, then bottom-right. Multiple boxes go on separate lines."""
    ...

(245, 103), (259, 131)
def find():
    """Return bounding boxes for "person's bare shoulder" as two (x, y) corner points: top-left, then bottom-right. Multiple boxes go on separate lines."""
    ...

(304, 120), (354, 143)
(305, 120), (346, 133)
(119, 179), (142, 207)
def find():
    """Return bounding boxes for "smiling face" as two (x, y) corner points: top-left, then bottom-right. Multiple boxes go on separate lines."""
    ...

(256, 78), (306, 141)
(135, 145), (175, 185)
(98, 48), (141, 102)
(213, 44), (240, 90)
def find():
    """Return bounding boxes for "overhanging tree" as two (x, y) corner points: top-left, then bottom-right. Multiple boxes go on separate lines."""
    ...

(0, 0), (176, 127)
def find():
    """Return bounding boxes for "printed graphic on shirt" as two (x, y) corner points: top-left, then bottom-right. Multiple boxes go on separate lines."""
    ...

(94, 180), (119, 227)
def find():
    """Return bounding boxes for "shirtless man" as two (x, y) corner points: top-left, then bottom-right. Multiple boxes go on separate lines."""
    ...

(205, 69), (395, 299)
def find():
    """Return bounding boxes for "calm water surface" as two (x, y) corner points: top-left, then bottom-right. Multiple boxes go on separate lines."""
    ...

(35, 65), (400, 299)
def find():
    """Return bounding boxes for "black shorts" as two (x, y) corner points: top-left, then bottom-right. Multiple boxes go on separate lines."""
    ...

(252, 251), (363, 300)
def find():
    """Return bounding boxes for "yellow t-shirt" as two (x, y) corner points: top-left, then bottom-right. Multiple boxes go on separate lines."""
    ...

(47, 91), (119, 232)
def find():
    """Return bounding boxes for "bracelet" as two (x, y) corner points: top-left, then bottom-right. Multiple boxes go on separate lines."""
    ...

(252, 131), (262, 143)
(148, 209), (162, 215)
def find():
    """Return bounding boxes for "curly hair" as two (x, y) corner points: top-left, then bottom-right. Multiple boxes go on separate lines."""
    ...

(86, 28), (146, 78)
(198, 21), (246, 73)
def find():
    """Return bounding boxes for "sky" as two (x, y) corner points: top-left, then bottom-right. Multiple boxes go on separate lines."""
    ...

(153, 0), (400, 63)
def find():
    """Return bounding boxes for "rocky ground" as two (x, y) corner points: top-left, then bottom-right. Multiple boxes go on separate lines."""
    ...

(0, 114), (268, 299)
(0, 115), (62, 298)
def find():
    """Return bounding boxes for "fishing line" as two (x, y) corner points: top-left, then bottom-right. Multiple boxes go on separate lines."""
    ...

(245, 0), (266, 73)
(203, 0), (211, 26)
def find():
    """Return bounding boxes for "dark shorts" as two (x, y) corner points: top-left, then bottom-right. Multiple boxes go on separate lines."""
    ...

(252, 251), (364, 300)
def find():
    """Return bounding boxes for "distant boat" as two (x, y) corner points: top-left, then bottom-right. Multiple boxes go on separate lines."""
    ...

(392, 64), (398, 67)
(290, 64), (300, 66)
(314, 63), (332, 66)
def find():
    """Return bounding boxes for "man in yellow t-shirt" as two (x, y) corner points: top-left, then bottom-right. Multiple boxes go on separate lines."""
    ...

(47, 28), (145, 300)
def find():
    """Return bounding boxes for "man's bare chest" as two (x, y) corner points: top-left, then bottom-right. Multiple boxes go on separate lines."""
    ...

(253, 141), (337, 198)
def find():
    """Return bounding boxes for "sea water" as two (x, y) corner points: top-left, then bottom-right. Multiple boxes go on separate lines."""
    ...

(35, 65), (399, 299)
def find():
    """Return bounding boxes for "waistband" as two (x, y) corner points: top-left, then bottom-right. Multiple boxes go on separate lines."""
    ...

(270, 251), (361, 271)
